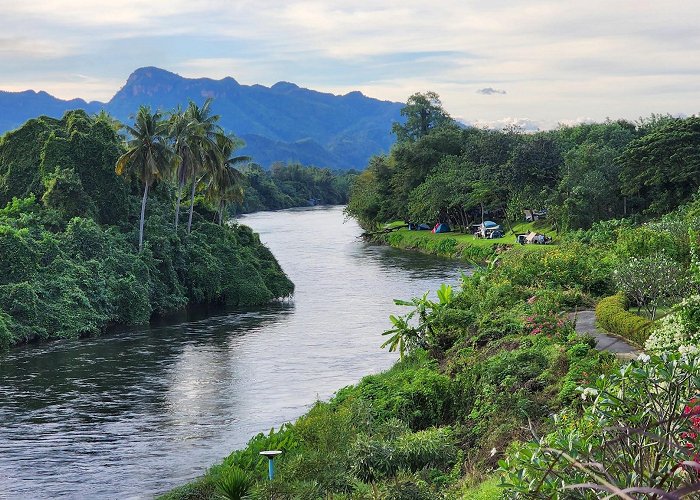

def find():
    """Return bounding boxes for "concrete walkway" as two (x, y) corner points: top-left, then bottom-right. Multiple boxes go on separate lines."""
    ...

(568, 310), (642, 360)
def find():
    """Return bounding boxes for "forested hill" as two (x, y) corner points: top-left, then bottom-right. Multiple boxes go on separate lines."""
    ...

(0, 110), (294, 349)
(0, 67), (403, 169)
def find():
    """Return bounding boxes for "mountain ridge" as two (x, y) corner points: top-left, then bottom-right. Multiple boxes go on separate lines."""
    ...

(0, 67), (403, 169)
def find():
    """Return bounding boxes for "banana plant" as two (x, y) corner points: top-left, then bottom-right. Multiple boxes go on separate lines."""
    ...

(381, 284), (454, 358)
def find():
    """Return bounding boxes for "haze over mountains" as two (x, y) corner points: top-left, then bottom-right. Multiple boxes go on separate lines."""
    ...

(0, 67), (404, 169)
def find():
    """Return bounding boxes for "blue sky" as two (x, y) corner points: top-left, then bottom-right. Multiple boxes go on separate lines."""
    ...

(2, 0), (699, 129)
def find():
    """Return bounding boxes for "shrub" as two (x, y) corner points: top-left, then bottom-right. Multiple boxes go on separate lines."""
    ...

(499, 352), (700, 498)
(350, 427), (457, 483)
(595, 293), (654, 345)
(613, 251), (690, 319)
(645, 294), (700, 354)
(214, 468), (252, 500)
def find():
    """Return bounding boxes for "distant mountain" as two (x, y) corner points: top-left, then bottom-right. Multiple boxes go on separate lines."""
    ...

(0, 67), (404, 169)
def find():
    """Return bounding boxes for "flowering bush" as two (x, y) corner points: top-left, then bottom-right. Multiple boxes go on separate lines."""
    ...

(645, 294), (700, 354)
(681, 397), (700, 468)
(613, 251), (689, 319)
(499, 352), (700, 498)
(523, 312), (572, 340)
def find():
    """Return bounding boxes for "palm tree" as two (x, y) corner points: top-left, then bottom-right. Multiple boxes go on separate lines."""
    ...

(207, 133), (249, 225)
(184, 98), (222, 234)
(168, 106), (197, 231)
(115, 105), (176, 251)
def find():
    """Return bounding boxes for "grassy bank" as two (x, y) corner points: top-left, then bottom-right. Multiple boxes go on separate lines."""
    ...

(375, 221), (556, 263)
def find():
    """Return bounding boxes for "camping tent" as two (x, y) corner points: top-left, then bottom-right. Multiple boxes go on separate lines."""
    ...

(433, 223), (451, 233)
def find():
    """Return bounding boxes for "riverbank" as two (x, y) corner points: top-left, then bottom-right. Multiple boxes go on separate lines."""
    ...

(0, 111), (296, 351)
(369, 221), (557, 263)
(0, 206), (467, 498)
(160, 225), (621, 499)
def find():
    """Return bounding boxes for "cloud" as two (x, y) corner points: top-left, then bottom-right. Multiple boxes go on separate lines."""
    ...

(477, 87), (507, 95)
(0, 1), (698, 122)
(466, 117), (542, 132)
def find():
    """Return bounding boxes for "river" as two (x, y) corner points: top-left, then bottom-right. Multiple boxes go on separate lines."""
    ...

(0, 206), (470, 499)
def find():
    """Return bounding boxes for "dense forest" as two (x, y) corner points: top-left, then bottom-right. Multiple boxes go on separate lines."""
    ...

(347, 92), (700, 233)
(233, 163), (356, 215)
(0, 107), (294, 349)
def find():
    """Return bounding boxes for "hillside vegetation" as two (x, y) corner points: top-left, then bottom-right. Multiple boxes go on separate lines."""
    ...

(0, 109), (293, 349)
(165, 189), (700, 500)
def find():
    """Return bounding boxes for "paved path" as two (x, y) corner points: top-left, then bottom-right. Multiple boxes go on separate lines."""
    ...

(568, 310), (642, 360)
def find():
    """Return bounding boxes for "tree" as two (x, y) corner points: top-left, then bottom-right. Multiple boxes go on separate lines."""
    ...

(168, 105), (198, 231)
(613, 252), (689, 319)
(183, 98), (222, 234)
(392, 91), (454, 143)
(115, 105), (175, 251)
(618, 117), (700, 216)
(207, 133), (249, 225)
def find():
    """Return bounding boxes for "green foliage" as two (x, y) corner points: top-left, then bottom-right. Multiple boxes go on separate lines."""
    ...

(351, 427), (457, 483)
(493, 244), (613, 296)
(0, 111), (294, 349)
(381, 284), (454, 357)
(613, 251), (689, 319)
(619, 116), (700, 217)
(214, 468), (252, 500)
(392, 91), (455, 143)
(42, 167), (97, 218)
(595, 293), (654, 345)
(234, 163), (355, 215)
(645, 294), (700, 354)
(499, 352), (700, 498)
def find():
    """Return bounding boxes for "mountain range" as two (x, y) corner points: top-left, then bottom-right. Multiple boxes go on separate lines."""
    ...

(0, 67), (405, 169)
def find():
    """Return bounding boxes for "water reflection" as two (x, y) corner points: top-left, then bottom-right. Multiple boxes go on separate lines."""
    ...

(0, 206), (469, 499)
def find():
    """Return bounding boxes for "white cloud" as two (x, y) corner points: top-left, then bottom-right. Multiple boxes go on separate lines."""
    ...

(0, 0), (698, 122)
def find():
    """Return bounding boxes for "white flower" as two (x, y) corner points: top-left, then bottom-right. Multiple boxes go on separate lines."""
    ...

(637, 353), (651, 363)
(581, 388), (598, 401)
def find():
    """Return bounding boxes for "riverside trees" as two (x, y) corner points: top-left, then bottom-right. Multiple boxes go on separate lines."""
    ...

(116, 99), (248, 248)
(348, 92), (700, 233)
(0, 109), (294, 349)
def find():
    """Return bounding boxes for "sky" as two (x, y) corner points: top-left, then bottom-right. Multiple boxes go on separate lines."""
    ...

(1, 0), (699, 130)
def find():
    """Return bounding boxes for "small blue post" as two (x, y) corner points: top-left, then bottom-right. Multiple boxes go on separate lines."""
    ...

(259, 450), (282, 480)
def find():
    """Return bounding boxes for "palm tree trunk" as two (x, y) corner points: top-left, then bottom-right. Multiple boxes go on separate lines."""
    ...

(139, 183), (149, 252)
(174, 179), (184, 230)
(219, 200), (225, 225)
(187, 178), (196, 234)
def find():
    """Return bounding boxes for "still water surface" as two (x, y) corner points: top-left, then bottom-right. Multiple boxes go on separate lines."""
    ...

(0, 206), (470, 499)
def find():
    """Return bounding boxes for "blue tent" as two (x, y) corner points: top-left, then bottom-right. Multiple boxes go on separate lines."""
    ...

(483, 220), (499, 228)
(433, 223), (451, 233)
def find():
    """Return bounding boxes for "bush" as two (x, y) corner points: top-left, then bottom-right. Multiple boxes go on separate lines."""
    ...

(499, 352), (700, 498)
(595, 293), (654, 345)
(613, 251), (689, 319)
(645, 294), (700, 354)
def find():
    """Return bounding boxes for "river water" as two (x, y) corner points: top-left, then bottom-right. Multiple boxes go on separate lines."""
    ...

(0, 206), (470, 499)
